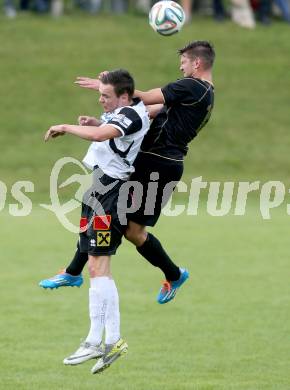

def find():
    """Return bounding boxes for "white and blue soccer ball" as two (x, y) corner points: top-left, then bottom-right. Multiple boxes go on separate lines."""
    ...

(149, 1), (186, 36)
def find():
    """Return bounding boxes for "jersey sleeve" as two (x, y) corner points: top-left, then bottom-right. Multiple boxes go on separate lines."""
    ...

(106, 107), (142, 137)
(161, 78), (204, 107)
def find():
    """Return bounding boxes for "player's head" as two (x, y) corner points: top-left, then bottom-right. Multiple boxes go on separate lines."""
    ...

(99, 69), (134, 112)
(178, 41), (215, 77)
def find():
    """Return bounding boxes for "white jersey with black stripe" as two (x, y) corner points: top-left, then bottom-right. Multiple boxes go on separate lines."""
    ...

(83, 98), (150, 180)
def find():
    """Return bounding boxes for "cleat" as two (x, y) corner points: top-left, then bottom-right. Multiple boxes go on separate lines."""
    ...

(63, 341), (103, 365)
(157, 268), (189, 304)
(39, 270), (83, 289)
(91, 338), (128, 374)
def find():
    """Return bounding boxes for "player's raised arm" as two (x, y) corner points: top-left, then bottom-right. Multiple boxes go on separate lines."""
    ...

(134, 88), (165, 105)
(75, 75), (165, 106)
(44, 124), (120, 143)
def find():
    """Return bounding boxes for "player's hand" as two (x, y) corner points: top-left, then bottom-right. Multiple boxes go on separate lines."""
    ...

(98, 70), (109, 79)
(78, 116), (98, 126)
(74, 72), (109, 90)
(75, 77), (101, 90)
(44, 125), (66, 142)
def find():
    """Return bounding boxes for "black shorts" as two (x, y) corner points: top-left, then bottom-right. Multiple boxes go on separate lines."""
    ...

(128, 152), (184, 226)
(79, 168), (126, 256)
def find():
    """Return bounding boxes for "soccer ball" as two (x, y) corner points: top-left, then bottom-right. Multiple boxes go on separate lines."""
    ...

(149, 1), (186, 36)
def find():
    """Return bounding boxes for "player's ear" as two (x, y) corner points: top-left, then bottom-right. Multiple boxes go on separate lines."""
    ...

(120, 92), (129, 103)
(193, 57), (201, 70)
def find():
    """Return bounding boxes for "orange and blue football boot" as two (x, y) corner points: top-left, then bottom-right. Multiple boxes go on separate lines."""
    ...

(157, 268), (189, 304)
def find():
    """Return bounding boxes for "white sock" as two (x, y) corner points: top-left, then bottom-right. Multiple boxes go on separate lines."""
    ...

(85, 277), (110, 346)
(105, 279), (120, 345)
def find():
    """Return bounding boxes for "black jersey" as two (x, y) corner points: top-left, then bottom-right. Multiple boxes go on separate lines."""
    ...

(140, 77), (214, 160)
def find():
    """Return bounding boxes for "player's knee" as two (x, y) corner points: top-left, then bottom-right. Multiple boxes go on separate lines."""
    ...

(124, 227), (135, 243)
(88, 256), (110, 277)
(124, 225), (147, 246)
(87, 262), (94, 277)
(88, 260), (99, 277)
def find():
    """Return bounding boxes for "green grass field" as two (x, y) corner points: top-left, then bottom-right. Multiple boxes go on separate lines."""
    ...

(1, 207), (290, 389)
(1, 10), (290, 390)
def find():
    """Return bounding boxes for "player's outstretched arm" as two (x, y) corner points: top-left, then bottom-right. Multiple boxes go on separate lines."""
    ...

(44, 124), (120, 143)
(74, 75), (165, 107)
(134, 88), (165, 105)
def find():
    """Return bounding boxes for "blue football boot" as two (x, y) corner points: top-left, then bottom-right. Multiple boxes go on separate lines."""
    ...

(157, 268), (189, 304)
(39, 270), (83, 289)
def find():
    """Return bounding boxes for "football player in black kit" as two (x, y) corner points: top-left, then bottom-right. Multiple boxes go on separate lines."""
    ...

(40, 41), (215, 305)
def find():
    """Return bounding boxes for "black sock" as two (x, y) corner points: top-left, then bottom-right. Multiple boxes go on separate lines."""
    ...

(66, 242), (88, 276)
(137, 233), (180, 281)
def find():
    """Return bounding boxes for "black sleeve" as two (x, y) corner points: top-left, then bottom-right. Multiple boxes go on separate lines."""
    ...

(106, 107), (142, 136)
(161, 78), (204, 107)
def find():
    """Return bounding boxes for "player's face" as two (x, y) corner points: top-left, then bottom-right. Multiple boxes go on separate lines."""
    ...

(180, 53), (198, 77)
(98, 82), (121, 113)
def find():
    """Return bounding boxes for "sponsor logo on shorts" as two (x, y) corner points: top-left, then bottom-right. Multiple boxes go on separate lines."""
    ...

(96, 232), (111, 247)
(93, 215), (111, 231)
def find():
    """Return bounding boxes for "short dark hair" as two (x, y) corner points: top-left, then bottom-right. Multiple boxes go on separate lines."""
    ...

(99, 69), (134, 98)
(178, 41), (215, 70)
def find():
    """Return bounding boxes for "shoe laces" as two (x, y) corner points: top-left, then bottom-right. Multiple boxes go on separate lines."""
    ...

(161, 280), (172, 293)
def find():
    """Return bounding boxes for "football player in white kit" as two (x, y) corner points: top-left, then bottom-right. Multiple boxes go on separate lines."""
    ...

(44, 69), (150, 374)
